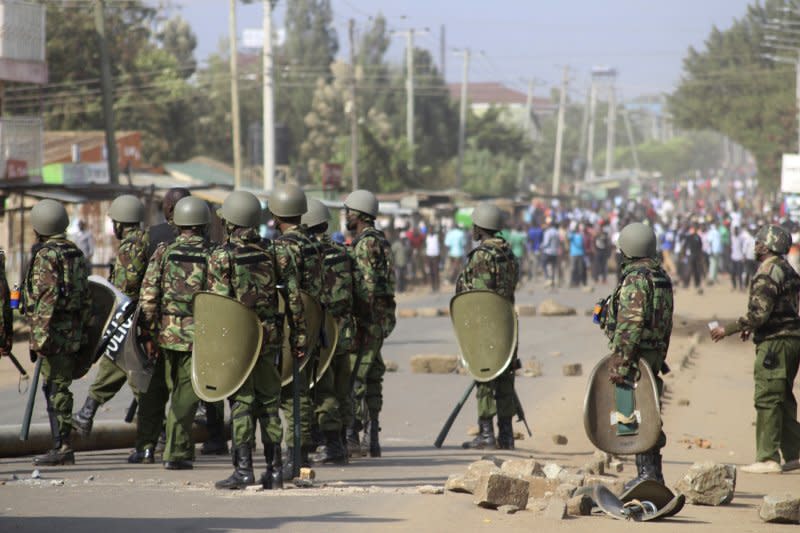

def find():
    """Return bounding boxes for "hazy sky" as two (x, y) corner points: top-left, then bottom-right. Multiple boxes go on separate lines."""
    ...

(162, 0), (753, 100)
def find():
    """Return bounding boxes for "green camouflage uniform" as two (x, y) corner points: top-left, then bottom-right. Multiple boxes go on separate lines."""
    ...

(456, 237), (518, 418)
(207, 227), (283, 447)
(314, 234), (355, 432)
(275, 225), (323, 449)
(724, 255), (800, 464)
(24, 235), (91, 440)
(139, 232), (212, 462)
(88, 227), (150, 405)
(349, 226), (396, 422)
(0, 251), (12, 355)
(604, 256), (673, 449)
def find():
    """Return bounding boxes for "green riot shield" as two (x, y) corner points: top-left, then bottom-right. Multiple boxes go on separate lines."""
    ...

(310, 311), (340, 388)
(450, 290), (518, 383)
(73, 276), (125, 379)
(191, 292), (263, 402)
(280, 289), (323, 386)
(583, 354), (661, 455)
(116, 305), (153, 395)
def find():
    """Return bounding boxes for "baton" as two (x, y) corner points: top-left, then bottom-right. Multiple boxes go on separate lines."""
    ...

(5, 353), (28, 377)
(434, 380), (476, 448)
(124, 398), (138, 423)
(20, 355), (42, 441)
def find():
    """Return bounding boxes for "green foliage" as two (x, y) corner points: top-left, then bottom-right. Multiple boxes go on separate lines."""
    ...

(669, 0), (795, 190)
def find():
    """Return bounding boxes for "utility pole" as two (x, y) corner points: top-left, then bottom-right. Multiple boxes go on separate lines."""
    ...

(393, 29), (427, 172)
(577, 86), (590, 167)
(349, 18), (359, 191)
(94, 0), (119, 185)
(585, 78), (597, 181)
(456, 48), (471, 189)
(622, 105), (640, 177)
(605, 80), (617, 178)
(552, 66), (569, 195)
(229, 0), (242, 188)
(262, 0), (275, 191)
(440, 25), (446, 77)
(517, 79), (535, 188)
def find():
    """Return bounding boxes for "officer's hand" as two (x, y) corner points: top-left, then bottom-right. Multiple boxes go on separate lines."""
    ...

(739, 330), (751, 342)
(143, 339), (157, 361)
(710, 326), (726, 342)
(608, 354), (634, 385)
(294, 350), (306, 361)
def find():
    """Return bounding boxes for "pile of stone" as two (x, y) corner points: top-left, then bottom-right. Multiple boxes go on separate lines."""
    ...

(444, 452), (627, 518)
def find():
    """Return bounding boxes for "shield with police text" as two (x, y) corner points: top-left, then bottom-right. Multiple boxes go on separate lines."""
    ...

(191, 292), (264, 402)
(72, 276), (125, 379)
(280, 289), (323, 386)
(450, 290), (518, 382)
(583, 354), (661, 455)
(115, 306), (154, 395)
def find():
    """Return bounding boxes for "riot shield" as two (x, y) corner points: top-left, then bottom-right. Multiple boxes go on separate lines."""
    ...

(73, 276), (125, 379)
(280, 289), (322, 386)
(583, 354), (661, 455)
(117, 306), (153, 395)
(449, 290), (517, 382)
(191, 292), (264, 402)
(309, 310), (340, 388)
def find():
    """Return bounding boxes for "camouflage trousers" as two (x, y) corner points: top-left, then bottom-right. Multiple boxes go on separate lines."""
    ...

(753, 338), (800, 463)
(162, 349), (200, 462)
(135, 354), (168, 452)
(280, 358), (314, 449)
(351, 322), (385, 422)
(88, 356), (127, 404)
(314, 351), (354, 432)
(41, 352), (75, 439)
(476, 366), (515, 419)
(230, 353), (282, 447)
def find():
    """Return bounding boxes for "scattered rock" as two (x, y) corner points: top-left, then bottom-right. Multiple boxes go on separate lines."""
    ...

(527, 497), (550, 513)
(556, 483), (577, 499)
(544, 499), (567, 520)
(480, 455), (505, 467)
(582, 459), (605, 475)
(416, 307), (441, 318)
(445, 475), (475, 494)
(584, 475), (626, 496)
(593, 450), (612, 465)
(397, 309), (418, 319)
(417, 485), (444, 495)
(513, 430), (526, 440)
(581, 286), (595, 293)
(759, 493), (800, 524)
(85, 475), (94, 482)
(299, 467), (315, 481)
(550, 351), (562, 357)
(31, 470), (41, 480)
(515, 304), (536, 317)
(50, 479), (64, 486)
(537, 299), (577, 316)
(520, 359), (543, 378)
(473, 473), (529, 510)
(466, 425), (479, 437)
(384, 360), (399, 372)
(447, 459), (502, 494)
(608, 460), (624, 473)
(439, 307), (450, 317)
(128, 478), (134, 483)
(567, 494), (594, 516)
(498, 504), (520, 514)
(526, 477), (561, 498)
(678, 398), (691, 406)
(500, 459), (544, 478)
(409, 354), (459, 374)
(552, 434), (569, 446)
(293, 478), (314, 488)
(559, 472), (586, 487)
(562, 363), (583, 377)
(543, 463), (565, 480)
(675, 462), (736, 506)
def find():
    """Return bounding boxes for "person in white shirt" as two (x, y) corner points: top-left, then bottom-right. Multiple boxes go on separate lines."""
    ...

(729, 225), (745, 290)
(425, 228), (441, 292)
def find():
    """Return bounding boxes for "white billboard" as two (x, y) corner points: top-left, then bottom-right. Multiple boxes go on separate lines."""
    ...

(781, 154), (800, 194)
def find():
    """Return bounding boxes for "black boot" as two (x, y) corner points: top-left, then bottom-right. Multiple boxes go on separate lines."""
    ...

(312, 430), (348, 465)
(364, 418), (381, 458)
(310, 424), (324, 452)
(496, 417), (515, 450)
(200, 402), (228, 455)
(462, 418), (496, 449)
(261, 444), (283, 490)
(215, 445), (255, 490)
(72, 397), (100, 434)
(34, 435), (75, 466)
(346, 423), (364, 458)
(127, 447), (155, 464)
(623, 450), (664, 491)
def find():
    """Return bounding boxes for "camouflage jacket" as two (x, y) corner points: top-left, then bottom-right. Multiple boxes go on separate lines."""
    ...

(274, 225), (323, 353)
(605, 257), (673, 360)
(207, 227), (281, 351)
(456, 237), (518, 303)
(317, 233), (355, 351)
(349, 226), (396, 316)
(139, 232), (212, 351)
(0, 251), (12, 353)
(110, 227), (150, 299)
(725, 255), (800, 342)
(23, 235), (92, 356)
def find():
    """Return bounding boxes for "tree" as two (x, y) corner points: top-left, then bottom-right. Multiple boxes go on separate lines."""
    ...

(157, 16), (198, 78)
(669, 0), (795, 190)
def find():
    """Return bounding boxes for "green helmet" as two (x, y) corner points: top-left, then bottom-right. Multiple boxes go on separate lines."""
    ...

(302, 198), (330, 228)
(471, 203), (503, 232)
(756, 224), (791, 255)
(173, 196), (210, 227)
(269, 184), (307, 217)
(108, 194), (144, 224)
(344, 189), (379, 217)
(31, 199), (69, 236)
(618, 222), (657, 259)
(219, 190), (262, 228)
